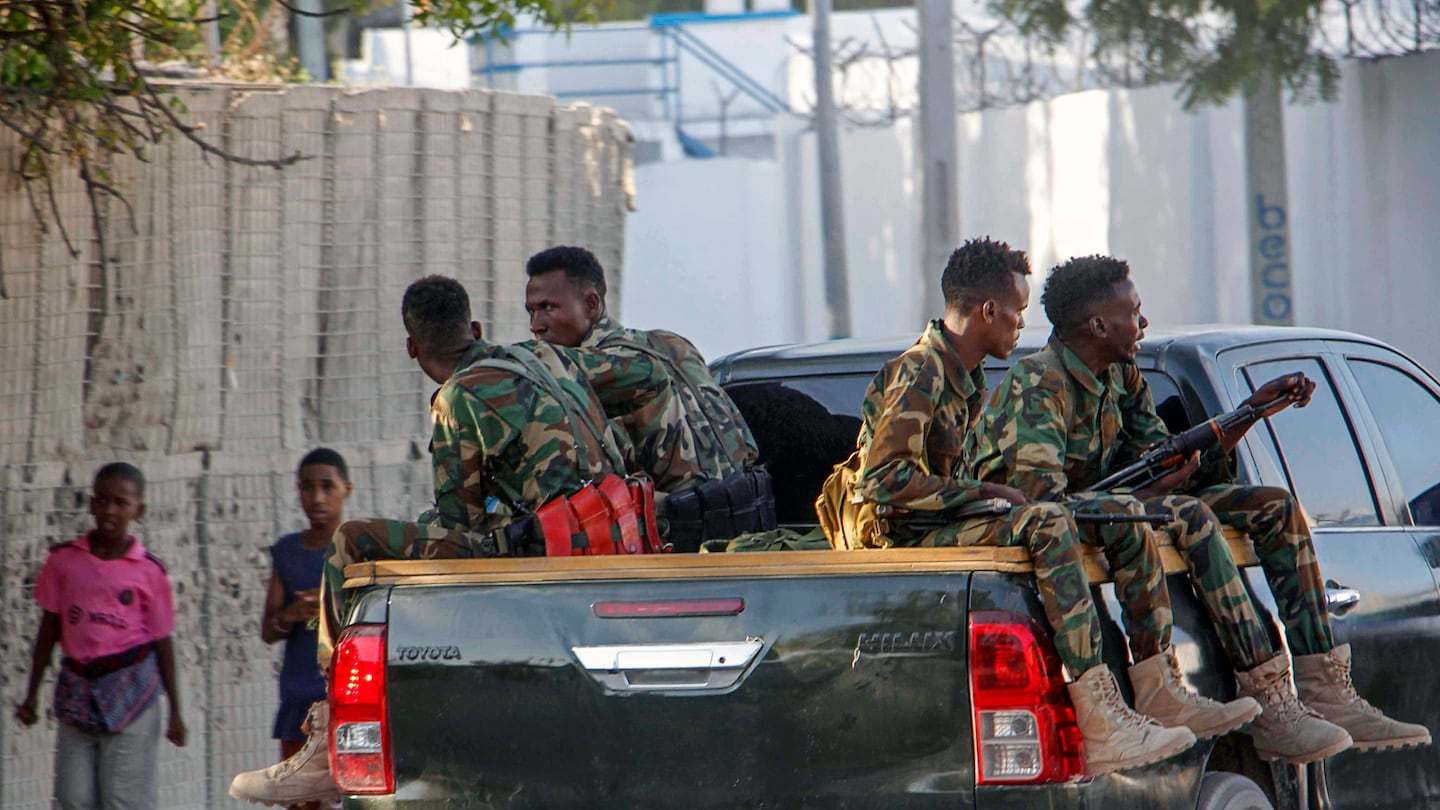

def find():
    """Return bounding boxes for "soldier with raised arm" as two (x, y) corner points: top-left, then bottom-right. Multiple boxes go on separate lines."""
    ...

(973, 255), (1430, 764)
(821, 237), (1245, 776)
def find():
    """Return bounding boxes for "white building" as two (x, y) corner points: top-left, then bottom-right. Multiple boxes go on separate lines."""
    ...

(340, 11), (1440, 375)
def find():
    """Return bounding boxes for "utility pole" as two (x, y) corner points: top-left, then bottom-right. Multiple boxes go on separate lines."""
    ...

(200, 0), (222, 68)
(917, 0), (958, 318)
(1243, 77), (1295, 325)
(813, 0), (852, 338)
(403, 0), (416, 86)
(294, 0), (330, 81)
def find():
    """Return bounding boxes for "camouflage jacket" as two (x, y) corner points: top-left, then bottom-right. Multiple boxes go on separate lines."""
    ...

(972, 334), (1232, 500)
(515, 335), (699, 489)
(851, 320), (987, 513)
(580, 316), (759, 491)
(427, 341), (621, 533)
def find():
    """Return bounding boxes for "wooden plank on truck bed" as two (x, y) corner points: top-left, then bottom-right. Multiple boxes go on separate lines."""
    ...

(342, 529), (1258, 588)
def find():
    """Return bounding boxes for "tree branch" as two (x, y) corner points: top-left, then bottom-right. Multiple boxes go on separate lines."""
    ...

(43, 167), (80, 257)
(145, 87), (309, 169)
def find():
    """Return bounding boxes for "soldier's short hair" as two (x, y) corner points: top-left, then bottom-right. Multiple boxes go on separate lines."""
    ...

(1042, 255), (1131, 335)
(403, 275), (471, 348)
(941, 238), (1030, 312)
(95, 462), (145, 499)
(299, 447), (350, 482)
(525, 246), (607, 299)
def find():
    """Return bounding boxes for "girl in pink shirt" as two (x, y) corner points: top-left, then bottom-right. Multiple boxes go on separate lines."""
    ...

(15, 462), (187, 810)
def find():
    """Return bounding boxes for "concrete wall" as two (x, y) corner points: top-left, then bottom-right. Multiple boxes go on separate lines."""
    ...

(0, 84), (633, 809)
(621, 157), (793, 348)
(622, 49), (1440, 376)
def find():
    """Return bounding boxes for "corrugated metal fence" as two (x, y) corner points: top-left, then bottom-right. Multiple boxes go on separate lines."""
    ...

(0, 83), (633, 809)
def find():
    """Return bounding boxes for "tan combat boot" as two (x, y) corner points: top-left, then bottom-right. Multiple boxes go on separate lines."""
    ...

(1293, 643), (1432, 752)
(1235, 653), (1353, 764)
(1129, 648), (1262, 739)
(230, 702), (342, 807)
(1067, 664), (1197, 775)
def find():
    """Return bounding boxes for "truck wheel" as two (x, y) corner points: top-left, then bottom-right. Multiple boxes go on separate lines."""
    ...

(1196, 772), (1273, 810)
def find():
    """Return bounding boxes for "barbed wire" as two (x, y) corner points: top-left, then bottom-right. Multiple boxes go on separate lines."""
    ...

(786, 0), (1438, 125)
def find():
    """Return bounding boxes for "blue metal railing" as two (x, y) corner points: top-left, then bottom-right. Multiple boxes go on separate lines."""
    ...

(472, 12), (797, 125)
(654, 23), (790, 113)
(473, 25), (683, 115)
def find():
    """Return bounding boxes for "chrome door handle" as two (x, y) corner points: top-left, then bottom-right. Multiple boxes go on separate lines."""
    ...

(573, 640), (763, 692)
(1325, 587), (1361, 612)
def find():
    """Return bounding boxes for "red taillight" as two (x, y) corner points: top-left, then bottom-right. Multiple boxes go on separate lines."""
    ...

(969, 610), (1085, 784)
(329, 624), (393, 795)
(593, 598), (745, 618)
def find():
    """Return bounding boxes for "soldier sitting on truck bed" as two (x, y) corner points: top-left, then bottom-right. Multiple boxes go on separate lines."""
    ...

(818, 236), (1241, 775)
(973, 254), (1431, 764)
(230, 275), (647, 808)
(524, 245), (776, 552)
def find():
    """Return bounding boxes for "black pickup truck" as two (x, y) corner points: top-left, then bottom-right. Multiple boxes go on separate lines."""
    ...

(333, 325), (1440, 810)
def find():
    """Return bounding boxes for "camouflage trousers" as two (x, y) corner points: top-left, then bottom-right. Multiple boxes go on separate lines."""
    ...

(1145, 485), (1333, 669)
(919, 502), (1113, 674)
(317, 518), (507, 669)
(1060, 495), (1177, 662)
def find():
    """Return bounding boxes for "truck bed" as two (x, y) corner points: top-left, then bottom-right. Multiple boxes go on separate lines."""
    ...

(338, 532), (1255, 809)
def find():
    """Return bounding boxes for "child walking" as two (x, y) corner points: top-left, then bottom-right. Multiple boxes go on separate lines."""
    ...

(259, 448), (351, 809)
(15, 462), (187, 809)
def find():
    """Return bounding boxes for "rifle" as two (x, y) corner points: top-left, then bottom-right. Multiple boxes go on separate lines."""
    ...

(874, 500), (1172, 528)
(1082, 375), (1304, 493)
(865, 375), (1303, 531)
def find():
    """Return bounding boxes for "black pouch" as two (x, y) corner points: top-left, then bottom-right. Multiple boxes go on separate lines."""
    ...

(698, 477), (734, 543)
(664, 486), (706, 553)
(502, 518), (544, 557)
(724, 473), (760, 535)
(748, 467), (777, 531)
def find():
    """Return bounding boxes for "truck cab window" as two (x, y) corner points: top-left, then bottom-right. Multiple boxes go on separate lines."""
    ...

(725, 375), (868, 526)
(1142, 373), (1189, 434)
(1242, 358), (1379, 527)
(1347, 360), (1440, 526)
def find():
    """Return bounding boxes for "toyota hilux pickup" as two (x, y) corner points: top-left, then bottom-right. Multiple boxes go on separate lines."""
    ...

(332, 325), (1440, 810)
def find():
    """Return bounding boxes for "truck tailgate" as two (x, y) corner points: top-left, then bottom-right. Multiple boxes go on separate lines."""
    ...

(379, 565), (975, 808)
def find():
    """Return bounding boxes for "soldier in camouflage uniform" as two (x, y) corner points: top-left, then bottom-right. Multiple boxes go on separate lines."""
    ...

(833, 237), (1197, 776)
(525, 246), (775, 550)
(524, 245), (757, 490)
(973, 254), (1429, 763)
(232, 276), (629, 807)
(319, 277), (644, 639)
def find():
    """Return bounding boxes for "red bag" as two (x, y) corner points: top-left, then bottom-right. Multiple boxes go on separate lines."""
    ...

(537, 495), (581, 558)
(536, 475), (662, 556)
(626, 476), (669, 554)
(596, 476), (643, 554)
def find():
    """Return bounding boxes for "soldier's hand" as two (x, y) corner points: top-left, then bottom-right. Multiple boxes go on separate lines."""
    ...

(1137, 451), (1200, 498)
(978, 483), (1030, 506)
(14, 699), (38, 727)
(1247, 373), (1315, 416)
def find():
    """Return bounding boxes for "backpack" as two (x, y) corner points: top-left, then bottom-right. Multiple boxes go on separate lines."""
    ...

(814, 450), (890, 550)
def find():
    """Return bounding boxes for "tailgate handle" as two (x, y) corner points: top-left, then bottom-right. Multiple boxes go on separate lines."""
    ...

(572, 640), (764, 692)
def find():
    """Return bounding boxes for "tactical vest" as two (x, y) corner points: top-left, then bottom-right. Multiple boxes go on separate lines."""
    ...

(476, 346), (664, 556)
(599, 334), (775, 550)
(600, 333), (757, 470)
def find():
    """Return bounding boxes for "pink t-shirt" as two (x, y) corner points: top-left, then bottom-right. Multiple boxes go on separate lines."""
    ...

(34, 534), (176, 665)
